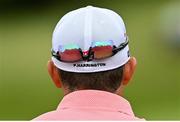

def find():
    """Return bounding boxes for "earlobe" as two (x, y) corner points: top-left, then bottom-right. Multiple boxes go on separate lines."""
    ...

(47, 60), (62, 88)
(122, 57), (137, 85)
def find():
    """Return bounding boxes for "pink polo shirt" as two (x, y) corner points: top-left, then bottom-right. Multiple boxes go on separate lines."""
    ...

(33, 90), (144, 120)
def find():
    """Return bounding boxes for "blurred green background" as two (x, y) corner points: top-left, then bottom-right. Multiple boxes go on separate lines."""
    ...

(0, 0), (180, 120)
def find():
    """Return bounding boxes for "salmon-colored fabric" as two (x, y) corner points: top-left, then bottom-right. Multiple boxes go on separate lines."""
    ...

(33, 90), (145, 120)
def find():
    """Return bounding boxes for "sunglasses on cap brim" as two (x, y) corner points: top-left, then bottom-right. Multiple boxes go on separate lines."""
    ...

(51, 40), (129, 63)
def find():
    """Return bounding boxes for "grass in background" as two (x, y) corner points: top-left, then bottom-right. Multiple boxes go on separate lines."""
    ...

(0, 0), (180, 120)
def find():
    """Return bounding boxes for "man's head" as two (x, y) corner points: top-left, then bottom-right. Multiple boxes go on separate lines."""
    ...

(47, 6), (137, 95)
(48, 57), (136, 95)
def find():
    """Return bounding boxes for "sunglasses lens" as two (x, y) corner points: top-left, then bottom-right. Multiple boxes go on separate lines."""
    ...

(58, 44), (82, 62)
(59, 49), (82, 62)
(54, 40), (117, 62)
(91, 40), (113, 59)
(92, 46), (113, 59)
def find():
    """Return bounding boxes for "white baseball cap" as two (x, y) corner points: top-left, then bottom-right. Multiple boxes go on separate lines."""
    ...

(52, 6), (130, 73)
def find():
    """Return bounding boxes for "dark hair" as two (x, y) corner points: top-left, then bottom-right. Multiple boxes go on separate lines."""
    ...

(58, 66), (124, 93)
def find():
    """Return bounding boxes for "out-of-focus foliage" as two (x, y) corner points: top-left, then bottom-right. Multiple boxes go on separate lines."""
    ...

(0, 0), (180, 120)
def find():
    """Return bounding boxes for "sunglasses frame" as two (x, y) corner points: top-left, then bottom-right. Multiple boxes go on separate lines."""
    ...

(51, 40), (129, 62)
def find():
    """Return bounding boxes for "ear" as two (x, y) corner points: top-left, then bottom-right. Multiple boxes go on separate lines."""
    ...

(47, 60), (62, 88)
(122, 57), (137, 85)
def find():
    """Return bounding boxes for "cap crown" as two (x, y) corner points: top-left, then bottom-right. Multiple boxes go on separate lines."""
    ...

(53, 6), (127, 52)
(52, 6), (130, 73)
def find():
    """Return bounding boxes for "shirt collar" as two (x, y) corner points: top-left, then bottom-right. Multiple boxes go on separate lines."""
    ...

(57, 90), (135, 116)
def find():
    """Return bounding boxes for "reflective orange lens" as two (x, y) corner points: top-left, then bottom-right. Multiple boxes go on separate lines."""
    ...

(92, 46), (113, 59)
(59, 49), (82, 62)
